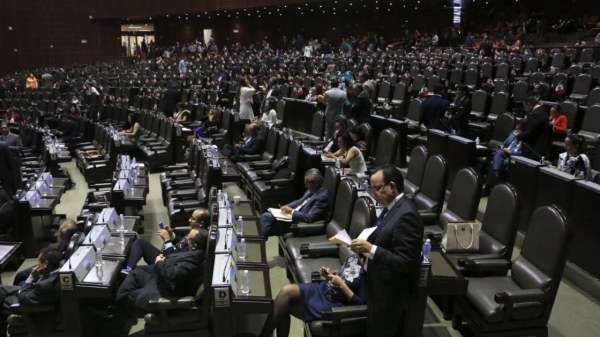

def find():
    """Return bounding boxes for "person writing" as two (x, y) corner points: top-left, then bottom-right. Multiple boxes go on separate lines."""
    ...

(349, 164), (423, 337)
(323, 132), (367, 174)
(259, 169), (329, 238)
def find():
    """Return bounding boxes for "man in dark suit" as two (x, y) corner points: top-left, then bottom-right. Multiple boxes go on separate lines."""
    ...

(519, 96), (551, 160)
(347, 82), (373, 125)
(259, 168), (330, 238)
(121, 208), (210, 274)
(222, 123), (265, 162)
(116, 228), (208, 312)
(0, 143), (17, 197)
(0, 248), (62, 336)
(0, 122), (23, 148)
(350, 165), (424, 337)
(162, 82), (181, 118)
(450, 85), (472, 137)
(420, 85), (450, 132)
(0, 189), (14, 235)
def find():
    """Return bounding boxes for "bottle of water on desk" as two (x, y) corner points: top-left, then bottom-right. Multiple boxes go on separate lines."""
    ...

(40, 182), (48, 196)
(475, 137), (480, 147)
(222, 160), (228, 174)
(96, 247), (104, 267)
(238, 238), (247, 260)
(47, 174), (54, 187)
(236, 216), (244, 236)
(422, 239), (432, 263)
(240, 269), (250, 295)
(119, 214), (125, 245)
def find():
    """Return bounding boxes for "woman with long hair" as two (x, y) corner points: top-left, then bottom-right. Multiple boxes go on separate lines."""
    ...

(238, 77), (256, 120)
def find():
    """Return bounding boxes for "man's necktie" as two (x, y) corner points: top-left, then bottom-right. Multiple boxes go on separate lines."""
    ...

(374, 208), (388, 227)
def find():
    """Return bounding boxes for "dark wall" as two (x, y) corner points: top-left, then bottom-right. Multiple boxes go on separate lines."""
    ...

(154, 8), (453, 47)
(0, 0), (121, 76)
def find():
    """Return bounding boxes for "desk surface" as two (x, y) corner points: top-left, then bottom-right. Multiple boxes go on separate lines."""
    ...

(0, 242), (21, 267)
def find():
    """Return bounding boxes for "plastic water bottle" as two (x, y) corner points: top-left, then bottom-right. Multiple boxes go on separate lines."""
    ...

(40, 182), (48, 196)
(238, 238), (247, 260)
(218, 189), (223, 202)
(47, 174), (54, 187)
(475, 137), (480, 146)
(422, 239), (432, 263)
(96, 248), (104, 267)
(240, 269), (250, 295)
(32, 193), (41, 208)
(119, 214), (125, 245)
(222, 160), (228, 174)
(335, 159), (341, 170)
(236, 216), (244, 236)
(540, 156), (546, 165)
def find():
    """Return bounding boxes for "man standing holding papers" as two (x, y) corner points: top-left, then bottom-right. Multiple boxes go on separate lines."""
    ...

(350, 165), (423, 337)
(260, 169), (329, 238)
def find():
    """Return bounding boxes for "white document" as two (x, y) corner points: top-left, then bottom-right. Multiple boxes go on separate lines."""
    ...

(329, 229), (352, 245)
(268, 208), (293, 222)
(357, 227), (377, 241)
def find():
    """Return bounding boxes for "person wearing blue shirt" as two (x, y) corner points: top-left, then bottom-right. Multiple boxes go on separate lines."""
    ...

(485, 120), (525, 195)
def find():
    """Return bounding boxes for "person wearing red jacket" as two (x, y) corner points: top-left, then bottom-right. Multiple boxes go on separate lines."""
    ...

(549, 104), (568, 140)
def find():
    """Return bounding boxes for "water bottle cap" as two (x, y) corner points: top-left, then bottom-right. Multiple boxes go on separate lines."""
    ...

(241, 238), (245, 243)
(425, 239), (431, 243)
(238, 216), (242, 220)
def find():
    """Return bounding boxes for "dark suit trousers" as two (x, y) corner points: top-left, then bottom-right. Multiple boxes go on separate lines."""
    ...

(116, 266), (160, 312)
(259, 213), (292, 238)
(1, 285), (20, 337)
(127, 239), (161, 269)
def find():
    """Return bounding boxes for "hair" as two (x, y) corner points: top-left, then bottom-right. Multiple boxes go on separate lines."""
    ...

(59, 219), (78, 239)
(304, 168), (324, 186)
(456, 84), (469, 94)
(567, 134), (586, 153)
(39, 247), (61, 271)
(523, 96), (538, 106)
(358, 70), (370, 80)
(432, 84), (443, 95)
(372, 164), (405, 193)
(353, 82), (364, 94)
(128, 112), (140, 124)
(0, 189), (9, 203)
(195, 207), (212, 226)
(350, 127), (365, 141)
(330, 79), (339, 88)
(551, 104), (562, 114)
(339, 131), (356, 149)
(189, 228), (209, 250)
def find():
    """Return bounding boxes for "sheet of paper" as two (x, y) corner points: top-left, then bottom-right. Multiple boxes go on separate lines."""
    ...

(329, 229), (352, 245)
(268, 208), (293, 222)
(357, 227), (377, 241)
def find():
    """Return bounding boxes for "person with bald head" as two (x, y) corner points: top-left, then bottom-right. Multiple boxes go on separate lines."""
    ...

(121, 208), (211, 274)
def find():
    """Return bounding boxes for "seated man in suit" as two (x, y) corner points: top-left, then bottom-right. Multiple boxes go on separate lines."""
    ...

(121, 208), (210, 274)
(0, 247), (62, 336)
(484, 120), (525, 195)
(259, 168), (330, 238)
(0, 122), (23, 148)
(116, 227), (208, 313)
(222, 122), (265, 162)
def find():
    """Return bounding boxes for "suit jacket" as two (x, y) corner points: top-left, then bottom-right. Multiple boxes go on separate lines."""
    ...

(451, 96), (472, 137)
(0, 144), (16, 196)
(0, 200), (14, 234)
(155, 249), (204, 297)
(366, 195), (424, 337)
(324, 87), (347, 122)
(0, 132), (22, 148)
(348, 91), (373, 125)
(288, 186), (330, 223)
(239, 136), (265, 155)
(420, 95), (450, 131)
(520, 105), (550, 159)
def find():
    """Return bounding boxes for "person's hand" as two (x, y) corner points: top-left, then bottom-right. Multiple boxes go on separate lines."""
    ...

(155, 254), (166, 263)
(350, 239), (373, 254)
(319, 266), (331, 277)
(158, 226), (173, 241)
(328, 274), (344, 288)
(281, 205), (293, 214)
(29, 264), (46, 280)
(502, 147), (510, 155)
(234, 143), (241, 149)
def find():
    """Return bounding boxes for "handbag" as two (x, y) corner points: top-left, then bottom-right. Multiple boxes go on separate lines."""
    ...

(441, 222), (482, 253)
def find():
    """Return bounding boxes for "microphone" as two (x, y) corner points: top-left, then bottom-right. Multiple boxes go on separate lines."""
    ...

(222, 254), (231, 283)
(521, 141), (543, 161)
(224, 227), (230, 250)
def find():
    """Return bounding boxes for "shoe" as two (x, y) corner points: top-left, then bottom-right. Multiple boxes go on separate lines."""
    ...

(120, 266), (133, 275)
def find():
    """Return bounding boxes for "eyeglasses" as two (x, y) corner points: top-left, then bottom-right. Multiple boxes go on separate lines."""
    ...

(190, 217), (201, 222)
(370, 182), (388, 193)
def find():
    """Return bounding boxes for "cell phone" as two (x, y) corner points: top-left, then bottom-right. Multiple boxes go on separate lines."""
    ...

(158, 222), (165, 230)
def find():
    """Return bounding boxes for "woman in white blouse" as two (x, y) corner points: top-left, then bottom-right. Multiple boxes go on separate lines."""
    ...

(261, 98), (278, 125)
(324, 132), (367, 174)
(238, 77), (256, 120)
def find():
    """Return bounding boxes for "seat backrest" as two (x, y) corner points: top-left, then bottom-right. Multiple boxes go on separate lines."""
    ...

(339, 197), (376, 262)
(528, 72), (545, 85)
(558, 100), (578, 130)
(579, 48), (593, 63)
(406, 98), (422, 122)
(374, 128), (399, 166)
(325, 179), (358, 238)
(524, 58), (538, 73)
(413, 154), (448, 213)
(464, 69), (478, 87)
(551, 73), (568, 89)
(274, 132), (291, 159)
(511, 205), (571, 316)
(495, 63), (509, 80)
(311, 111), (325, 139)
(440, 167), (482, 228)
(197, 224), (219, 326)
(489, 91), (509, 116)
(392, 82), (407, 101)
(471, 90), (488, 113)
(405, 145), (428, 187)
(587, 87), (600, 106)
(480, 63), (493, 78)
(322, 166), (341, 222)
(480, 183), (520, 259)
(571, 74), (591, 95)
(276, 99), (286, 121)
(581, 105), (600, 134)
(512, 81), (528, 102)
(377, 81), (391, 101)
(357, 123), (372, 157)
(263, 127), (279, 158)
(489, 113), (515, 147)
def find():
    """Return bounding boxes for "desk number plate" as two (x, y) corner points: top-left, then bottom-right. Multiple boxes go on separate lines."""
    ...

(214, 287), (230, 308)
(60, 274), (74, 291)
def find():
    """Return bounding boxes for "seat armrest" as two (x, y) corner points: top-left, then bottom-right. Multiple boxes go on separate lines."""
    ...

(164, 164), (188, 172)
(418, 210), (438, 223)
(460, 253), (502, 262)
(321, 304), (367, 321)
(460, 258), (510, 273)
(494, 288), (545, 305)
(239, 154), (262, 161)
(265, 179), (291, 187)
(89, 182), (113, 191)
(12, 303), (57, 313)
(291, 221), (326, 236)
(257, 170), (275, 179)
(300, 242), (339, 258)
(249, 162), (273, 170)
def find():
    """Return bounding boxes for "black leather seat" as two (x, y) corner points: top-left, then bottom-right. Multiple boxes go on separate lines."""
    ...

(452, 205), (572, 337)
(413, 154), (448, 219)
(404, 145), (428, 198)
(367, 128), (399, 171)
(423, 167), (482, 236)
